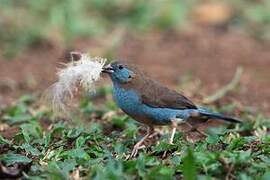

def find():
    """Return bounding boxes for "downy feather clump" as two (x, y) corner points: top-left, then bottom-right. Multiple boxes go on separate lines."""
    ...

(44, 53), (106, 113)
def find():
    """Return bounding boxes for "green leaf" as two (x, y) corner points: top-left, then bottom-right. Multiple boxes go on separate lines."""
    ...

(228, 137), (247, 150)
(51, 122), (65, 137)
(153, 141), (177, 153)
(207, 126), (227, 135)
(21, 125), (31, 143)
(206, 134), (220, 144)
(46, 161), (68, 180)
(88, 123), (102, 134)
(59, 159), (77, 176)
(20, 143), (41, 156)
(237, 150), (251, 163)
(75, 136), (86, 148)
(146, 165), (174, 179)
(66, 127), (84, 139)
(111, 116), (127, 128)
(171, 155), (182, 165)
(61, 148), (90, 160)
(20, 122), (42, 143)
(19, 94), (36, 104)
(0, 134), (11, 145)
(4, 114), (33, 124)
(0, 153), (32, 166)
(113, 141), (127, 154)
(183, 148), (197, 180)
(261, 172), (270, 180)
(238, 173), (253, 180)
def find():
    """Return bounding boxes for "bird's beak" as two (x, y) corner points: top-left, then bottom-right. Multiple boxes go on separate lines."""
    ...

(102, 64), (114, 74)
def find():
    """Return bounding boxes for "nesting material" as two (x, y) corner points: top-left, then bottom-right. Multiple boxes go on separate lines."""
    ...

(44, 53), (107, 113)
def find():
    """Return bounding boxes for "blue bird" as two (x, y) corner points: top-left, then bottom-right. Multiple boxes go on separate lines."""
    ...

(102, 61), (241, 157)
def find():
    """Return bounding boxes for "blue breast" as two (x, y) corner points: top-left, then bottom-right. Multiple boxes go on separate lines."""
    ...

(112, 83), (195, 125)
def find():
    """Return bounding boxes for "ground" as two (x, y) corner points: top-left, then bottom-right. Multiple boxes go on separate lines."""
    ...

(0, 28), (270, 179)
(1, 28), (270, 115)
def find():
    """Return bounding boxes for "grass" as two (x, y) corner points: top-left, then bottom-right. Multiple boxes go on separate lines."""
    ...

(1, 0), (270, 57)
(0, 92), (270, 179)
(1, 1), (270, 179)
(0, 0), (189, 57)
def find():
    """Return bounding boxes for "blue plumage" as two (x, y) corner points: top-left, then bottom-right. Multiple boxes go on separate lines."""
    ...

(113, 82), (196, 125)
(102, 61), (241, 157)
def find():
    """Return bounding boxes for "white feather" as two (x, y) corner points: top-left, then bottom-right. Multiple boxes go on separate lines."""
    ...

(44, 53), (106, 113)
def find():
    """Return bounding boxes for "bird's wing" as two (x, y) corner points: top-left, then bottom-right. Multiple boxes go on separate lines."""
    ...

(139, 78), (197, 109)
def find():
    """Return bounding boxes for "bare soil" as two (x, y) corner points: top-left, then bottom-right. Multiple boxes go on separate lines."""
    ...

(0, 28), (270, 116)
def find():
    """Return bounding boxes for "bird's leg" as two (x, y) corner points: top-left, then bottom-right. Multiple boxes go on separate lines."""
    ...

(169, 121), (178, 144)
(149, 128), (164, 138)
(163, 119), (179, 158)
(130, 126), (153, 158)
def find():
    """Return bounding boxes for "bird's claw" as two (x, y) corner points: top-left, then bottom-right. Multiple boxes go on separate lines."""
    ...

(126, 126), (153, 160)
(127, 145), (145, 159)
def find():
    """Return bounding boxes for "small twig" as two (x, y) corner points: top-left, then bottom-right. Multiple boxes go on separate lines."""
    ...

(203, 67), (243, 104)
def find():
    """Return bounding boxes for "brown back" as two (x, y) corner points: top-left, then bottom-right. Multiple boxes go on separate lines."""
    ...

(120, 63), (197, 110)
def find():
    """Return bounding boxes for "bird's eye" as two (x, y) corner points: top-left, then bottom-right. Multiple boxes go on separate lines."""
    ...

(118, 65), (123, 70)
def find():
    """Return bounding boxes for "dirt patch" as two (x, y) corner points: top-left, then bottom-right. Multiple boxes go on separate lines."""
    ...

(0, 28), (270, 115)
(118, 29), (270, 115)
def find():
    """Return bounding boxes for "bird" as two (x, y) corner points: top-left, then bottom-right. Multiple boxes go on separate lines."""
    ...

(102, 61), (241, 157)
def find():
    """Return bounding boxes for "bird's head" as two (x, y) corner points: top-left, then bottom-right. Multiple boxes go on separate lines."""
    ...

(102, 61), (136, 84)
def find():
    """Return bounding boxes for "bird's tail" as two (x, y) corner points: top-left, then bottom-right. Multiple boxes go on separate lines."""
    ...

(198, 109), (242, 123)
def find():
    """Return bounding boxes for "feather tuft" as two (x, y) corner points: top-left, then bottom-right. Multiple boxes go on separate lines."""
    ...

(43, 53), (106, 113)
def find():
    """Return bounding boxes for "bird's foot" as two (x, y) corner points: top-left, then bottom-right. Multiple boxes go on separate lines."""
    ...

(126, 126), (153, 160)
(126, 144), (146, 159)
(162, 121), (178, 158)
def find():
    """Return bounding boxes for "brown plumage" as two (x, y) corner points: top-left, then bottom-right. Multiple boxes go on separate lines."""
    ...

(118, 62), (197, 110)
(103, 61), (241, 158)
